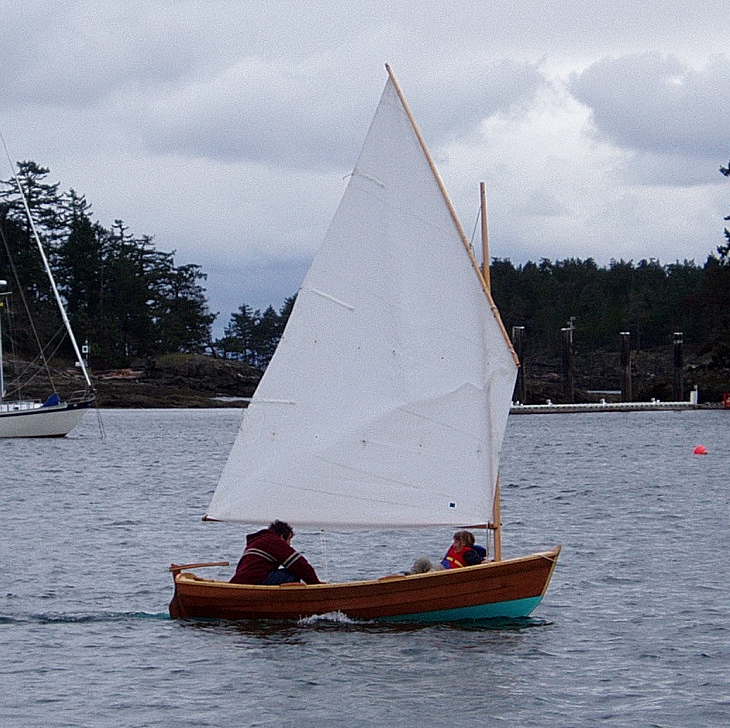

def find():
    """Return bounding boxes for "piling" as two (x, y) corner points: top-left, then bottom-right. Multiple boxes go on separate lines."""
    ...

(512, 325), (526, 404)
(561, 325), (575, 404)
(620, 331), (632, 402)
(673, 332), (683, 401)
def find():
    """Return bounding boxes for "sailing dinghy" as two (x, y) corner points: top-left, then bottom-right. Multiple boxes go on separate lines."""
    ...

(169, 65), (560, 622)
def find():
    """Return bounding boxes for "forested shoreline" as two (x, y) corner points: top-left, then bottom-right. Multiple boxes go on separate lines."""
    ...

(1, 161), (728, 402)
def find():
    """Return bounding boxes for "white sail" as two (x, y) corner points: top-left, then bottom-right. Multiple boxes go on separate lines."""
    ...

(207, 72), (517, 528)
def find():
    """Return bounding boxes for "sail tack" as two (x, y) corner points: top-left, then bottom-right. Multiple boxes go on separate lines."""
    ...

(206, 73), (517, 528)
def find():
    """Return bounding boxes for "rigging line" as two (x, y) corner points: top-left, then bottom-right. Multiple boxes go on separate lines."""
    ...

(3, 323), (67, 396)
(469, 205), (481, 250)
(0, 133), (92, 389)
(0, 217), (56, 391)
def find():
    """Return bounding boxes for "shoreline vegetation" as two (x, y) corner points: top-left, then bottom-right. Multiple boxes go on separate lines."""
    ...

(6, 349), (728, 409)
(1, 160), (729, 406)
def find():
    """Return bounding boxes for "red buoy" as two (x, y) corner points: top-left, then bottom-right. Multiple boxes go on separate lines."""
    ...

(693, 445), (708, 455)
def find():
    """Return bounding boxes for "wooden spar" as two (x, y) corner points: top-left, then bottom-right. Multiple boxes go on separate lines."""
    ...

(480, 182), (491, 288)
(479, 182), (504, 561)
(493, 478), (503, 561)
(384, 64), (518, 368)
(169, 561), (229, 573)
(478, 184), (502, 561)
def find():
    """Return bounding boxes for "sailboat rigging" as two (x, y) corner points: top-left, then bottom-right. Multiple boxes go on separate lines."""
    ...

(169, 65), (560, 622)
(0, 138), (95, 437)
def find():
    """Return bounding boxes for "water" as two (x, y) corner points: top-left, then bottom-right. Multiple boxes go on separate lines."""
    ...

(2, 409), (728, 727)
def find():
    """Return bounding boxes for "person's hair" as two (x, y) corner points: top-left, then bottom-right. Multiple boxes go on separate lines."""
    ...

(453, 530), (475, 547)
(269, 520), (294, 540)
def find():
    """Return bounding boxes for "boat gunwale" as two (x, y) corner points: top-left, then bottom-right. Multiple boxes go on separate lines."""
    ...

(174, 546), (561, 592)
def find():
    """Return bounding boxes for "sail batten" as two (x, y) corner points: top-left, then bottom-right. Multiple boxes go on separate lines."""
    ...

(207, 70), (517, 529)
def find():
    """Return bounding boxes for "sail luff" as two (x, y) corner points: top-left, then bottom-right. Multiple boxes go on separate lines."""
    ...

(384, 64), (518, 367)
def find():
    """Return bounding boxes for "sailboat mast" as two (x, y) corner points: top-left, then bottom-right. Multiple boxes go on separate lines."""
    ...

(1, 142), (93, 390)
(480, 182), (491, 287)
(479, 182), (503, 561)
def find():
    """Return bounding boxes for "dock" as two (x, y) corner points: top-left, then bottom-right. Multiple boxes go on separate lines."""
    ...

(510, 389), (703, 414)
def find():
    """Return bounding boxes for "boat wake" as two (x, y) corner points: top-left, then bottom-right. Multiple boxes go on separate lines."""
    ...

(1, 611), (169, 625)
(297, 610), (362, 626)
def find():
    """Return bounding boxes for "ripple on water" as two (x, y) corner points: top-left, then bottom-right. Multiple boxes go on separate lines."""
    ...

(2, 409), (729, 727)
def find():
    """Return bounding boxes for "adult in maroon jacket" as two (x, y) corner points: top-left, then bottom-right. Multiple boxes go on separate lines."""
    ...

(229, 520), (322, 585)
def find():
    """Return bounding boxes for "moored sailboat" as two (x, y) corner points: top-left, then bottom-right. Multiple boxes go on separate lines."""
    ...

(0, 146), (95, 438)
(169, 65), (560, 622)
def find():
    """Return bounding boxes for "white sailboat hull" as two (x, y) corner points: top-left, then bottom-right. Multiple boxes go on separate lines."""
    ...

(0, 399), (93, 437)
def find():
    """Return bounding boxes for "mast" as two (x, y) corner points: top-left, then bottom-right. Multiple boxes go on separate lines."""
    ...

(480, 182), (491, 289)
(1, 139), (93, 390)
(479, 181), (503, 561)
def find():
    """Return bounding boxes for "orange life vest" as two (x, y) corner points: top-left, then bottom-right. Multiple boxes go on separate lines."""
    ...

(441, 543), (472, 569)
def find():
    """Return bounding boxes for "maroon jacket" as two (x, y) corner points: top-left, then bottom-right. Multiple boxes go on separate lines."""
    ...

(229, 528), (321, 585)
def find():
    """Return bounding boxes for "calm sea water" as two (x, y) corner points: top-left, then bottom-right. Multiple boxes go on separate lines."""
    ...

(2, 408), (728, 727)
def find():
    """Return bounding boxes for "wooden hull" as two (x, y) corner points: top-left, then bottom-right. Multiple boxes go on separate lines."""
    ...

(0, 398), (93, 438)
(170, 546), (560, 623)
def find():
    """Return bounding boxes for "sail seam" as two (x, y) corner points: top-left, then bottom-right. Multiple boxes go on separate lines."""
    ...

(304, 288), (355, 311)
(352, 167), (386, 188)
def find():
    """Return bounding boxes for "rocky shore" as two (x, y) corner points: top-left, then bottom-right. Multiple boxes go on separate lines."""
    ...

(5, 347), (728, 408)
(7, 353), (261, 408)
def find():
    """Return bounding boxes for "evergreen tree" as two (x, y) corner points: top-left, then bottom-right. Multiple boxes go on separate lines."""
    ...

(222, 304), (259, 363)
(252, 306), (280, 366)
(216, 296), (296, 368)
(56, 190), (104, 354)
(153, 262), (217, 354)
(0, 163), (64, 355)
(719, 161), (730, 259)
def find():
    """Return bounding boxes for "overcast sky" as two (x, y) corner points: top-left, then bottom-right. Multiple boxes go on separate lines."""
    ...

(1, 1), (727, 332)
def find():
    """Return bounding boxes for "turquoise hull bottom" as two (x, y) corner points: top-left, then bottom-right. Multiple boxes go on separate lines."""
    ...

(377, 596), (543, 623)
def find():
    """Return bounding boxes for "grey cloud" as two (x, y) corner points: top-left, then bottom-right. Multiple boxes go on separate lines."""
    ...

(515, 189), (569, 217)
(569, 53), (729, 160)
(140, 58), (547, 170)
(616, 150), (722, 187)
(416, 59), (547, 141)
(0, 3), (220, 107)
(139, 60), (374, 170)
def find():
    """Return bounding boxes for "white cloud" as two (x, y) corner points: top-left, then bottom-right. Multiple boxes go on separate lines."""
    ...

(0, 1), (727, 329)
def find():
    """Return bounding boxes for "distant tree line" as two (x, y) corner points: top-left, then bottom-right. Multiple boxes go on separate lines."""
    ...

(2, 159), (728, 374)
(490, 253), (729, 363)
(0, 161), (215, 368)
(216, 253), (730, 372)
(221, 161), (730, 369)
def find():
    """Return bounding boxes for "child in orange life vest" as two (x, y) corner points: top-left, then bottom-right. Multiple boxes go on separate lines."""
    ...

(440, 530), (486, 569)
